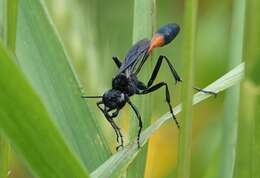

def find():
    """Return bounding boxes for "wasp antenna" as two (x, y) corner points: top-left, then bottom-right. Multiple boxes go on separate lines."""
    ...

(81, 96), (103, 99)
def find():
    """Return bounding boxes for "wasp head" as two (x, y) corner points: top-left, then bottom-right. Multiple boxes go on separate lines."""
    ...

(102, 89), (127, 110)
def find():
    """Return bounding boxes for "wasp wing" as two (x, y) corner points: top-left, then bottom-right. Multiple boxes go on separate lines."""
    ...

(117, 39), (150, 74)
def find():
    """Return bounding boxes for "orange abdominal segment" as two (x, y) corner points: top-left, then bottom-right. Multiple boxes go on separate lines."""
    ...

(148, 35), (165, 53)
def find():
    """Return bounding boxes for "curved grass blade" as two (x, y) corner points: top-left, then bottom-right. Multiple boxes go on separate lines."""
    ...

(0, 40), (89, 178)
(91, 63), (244, 178)
(15, 0), (111, 171)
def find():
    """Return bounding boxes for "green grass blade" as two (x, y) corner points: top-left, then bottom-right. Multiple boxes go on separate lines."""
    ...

(0, 1), (3, 36)
(176, 0), (197, 177)
(127, 0), (155, 178)
(220, 0), (245, 177)
(0, 0), (19, 177)
(15, 0), (111, 171)
(3, 0), (18, 50)
(0, 138), (10, 178)
(0, 40), (89, 178)
(234, 0), (260, 177)
(91, 63), (244, 178)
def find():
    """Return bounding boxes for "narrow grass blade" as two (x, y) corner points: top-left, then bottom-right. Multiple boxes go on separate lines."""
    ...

(127, 0), (155, 178)
(0, 0), (19, 177)
(3, 0), (18, 50)
(234, 0), (260, 177)
(0, 41), (89, 178)
(91, 63), (244, 178)
(176, 0), (197, 177)
(0, 138), (10, 178)
(220, 0), (245, 177)
(15, 0), (111, 171)
(0, 1), (3, 36)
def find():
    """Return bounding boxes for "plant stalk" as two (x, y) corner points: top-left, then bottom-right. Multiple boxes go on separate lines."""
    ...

(127, 0), (155, 178)
(220, 0), (245, 177)
(234, 0), (260, 177)
(176, 0), (197, 177)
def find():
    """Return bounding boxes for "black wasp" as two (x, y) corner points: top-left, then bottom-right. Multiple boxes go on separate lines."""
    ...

(82, 23), (214, 150)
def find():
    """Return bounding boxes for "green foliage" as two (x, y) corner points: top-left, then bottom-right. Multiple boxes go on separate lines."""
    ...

(220, 0), (245, 177)
(177, 0), (197, 177)
(0, 0), (18, 177)
(234, 0), (260, 177)
(2, 0), (18, 50)
(0, 0), (257, 177)
(0, 138), (10, 178)
(0, 41), (89, 178)
(15, 0), (111, 171)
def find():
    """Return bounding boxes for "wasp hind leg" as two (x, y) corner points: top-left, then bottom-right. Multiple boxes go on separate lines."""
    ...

(149, 55), (182, 84)
(138, 82), (180, 128)
(136, 56), (180, 128)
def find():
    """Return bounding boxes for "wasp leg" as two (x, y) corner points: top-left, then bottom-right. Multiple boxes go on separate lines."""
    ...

(111, 121), (124, 151)
(97, 102), (124, 150)
(97, 102), (120, 142)
(153, 56), (216, 96)
(107, 109), (124, 146)
(127, 100), (143, 148)
(147, 55), (182, 86)
(108, 112), (124, 151)
(193, 86), (217, 97)
(138, 82), (180, 128)
(112, 56), (122, 68)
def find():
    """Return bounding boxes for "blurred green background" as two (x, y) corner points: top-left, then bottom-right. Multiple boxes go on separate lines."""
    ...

(5, 0), (232, 177)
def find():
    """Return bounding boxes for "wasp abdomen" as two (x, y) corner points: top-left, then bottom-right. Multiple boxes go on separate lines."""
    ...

(156, 23), (180, 45)
(148, 23), (180, 52)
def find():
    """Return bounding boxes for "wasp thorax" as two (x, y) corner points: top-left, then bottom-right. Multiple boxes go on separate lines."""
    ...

(112, 74), (129, 91)
(102, 89), (126, 109)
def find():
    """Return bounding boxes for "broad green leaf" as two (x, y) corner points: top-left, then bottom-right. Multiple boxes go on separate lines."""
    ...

(91, 63), (244, 178)
(0, 41), (89, 178)
(234, 0), (260, 177)
(176, 0), (198, 177)
(127, 0), (155, 178)
(15, 0), (111, 171)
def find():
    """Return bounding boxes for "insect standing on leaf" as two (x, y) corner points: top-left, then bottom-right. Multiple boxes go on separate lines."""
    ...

(82, 23), (215, 150)
(82, 23), (181, 150)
